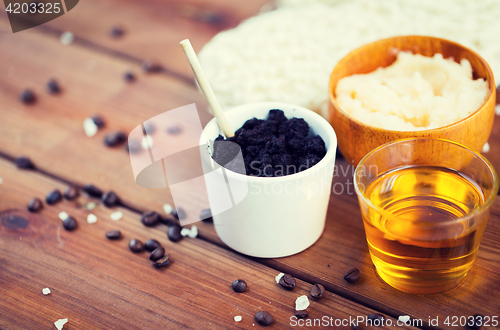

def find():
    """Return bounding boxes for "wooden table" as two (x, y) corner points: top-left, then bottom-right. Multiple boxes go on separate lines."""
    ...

(1, 1), (499, 329)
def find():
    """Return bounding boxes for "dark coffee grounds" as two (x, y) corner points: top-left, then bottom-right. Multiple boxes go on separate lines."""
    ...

(213, 109), (326, 177)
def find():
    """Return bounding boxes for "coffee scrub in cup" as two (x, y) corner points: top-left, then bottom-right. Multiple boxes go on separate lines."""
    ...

(200, 102), (337, 258)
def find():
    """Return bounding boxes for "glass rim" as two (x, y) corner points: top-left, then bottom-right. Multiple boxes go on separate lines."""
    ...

(353, 137), (499, 226)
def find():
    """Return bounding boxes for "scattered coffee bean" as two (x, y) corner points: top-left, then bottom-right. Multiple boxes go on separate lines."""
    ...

(62, 216), (77, 231)
(153, 254), (170, 268)
(352, 326), (360, 330)
(46, 189), (62, 205)
(141, 211), (160, 227)
(105, 230), (121, 240)
(123, 71), (135, 82)
(91, 115), (105, 128)
(149, 246), (165, 261)
(142, 59), (162, 73)
(194, 11), (225, 25)
(200, 208), (213, 222)
(295, 310), (308, 319)
(368, 313), (385, 326)
(466, 314), (484, 330)
(20, 89), (35, 104)
(129, 239), (144, 253)
(63, 185), (80, 200)
(101, 191), (119, 207)
(84, 184), (102, 198)
(279, 274), (296, 290)
(46, 79), (61, 94)
(255, 311), (274, 326)
(104, 131), (126, 147)
(126, 139), (142, 153)
(110, 25), (124, 38)
(310, 284), (325, 299)
(15, 156), (34, 169)
(166, 125), (182, 135)
(231, 279), (247, 293)
(167, 225), (183, 242)
(144, 122), (156, 134)
(27, 197), (43, 212)
(172, 207), (186, 221)
(145, 238), (161, 252)
(344, 268), (360, 283)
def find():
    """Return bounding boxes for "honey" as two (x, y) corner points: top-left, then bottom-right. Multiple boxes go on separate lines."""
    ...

(362, 165), (488, 294)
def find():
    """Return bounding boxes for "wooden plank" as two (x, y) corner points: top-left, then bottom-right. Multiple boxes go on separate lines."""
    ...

(0, 0), (269, 81)
(0, 158), (413, 329)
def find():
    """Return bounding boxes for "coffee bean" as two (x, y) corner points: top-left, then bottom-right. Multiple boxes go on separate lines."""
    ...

(310, 284), (325, 299)
(106, 230), (121, 240)
(200, 208), (213, 222)
(46, 189), (62, 205)
(279, 274), (296, 290)
(231, 279), (247, 293)
(144, 122), (156, 134)
(150, 247), (165, 261)
(101, 191), (119, 207)
(126, 139), (141, 153)
(84, 184), (102, 198)
(20, 89), (35, 104)
(141, 211), (160, 227)
(91, 115), (105, 128)
(104, 131), (126, 147)
(166, 125), (182, 135)
(195, 12), (225, 25)
(255, 311), (274, 326)
(295, 310), (308, 319)
(344, 268), (360, 283)
(63, 185), (80, 200)
(172, 207), (186, 221)
(46, 79), (61, 94)
(368, 313), (384, 326)
(142, 59), (162, 73)
(145, 238), (161, 252)
(153, 254), (170, 268)
(466, 314), (484, 330)
(62, 216), (77, 231)
(110, 25), (124, 38)
(129, 239), (144, 253)
(167, 225), (182, 242)
(15, 156), (34, 169)
(27, 197), (43, 212)
(352, 326), (360, 330)
(123, 71), (135, 82)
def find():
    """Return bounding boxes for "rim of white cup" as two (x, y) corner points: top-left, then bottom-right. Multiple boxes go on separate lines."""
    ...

(200, 102), (337, 183)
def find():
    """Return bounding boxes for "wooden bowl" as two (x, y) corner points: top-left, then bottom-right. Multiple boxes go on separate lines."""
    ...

(328, 35), (496, 166)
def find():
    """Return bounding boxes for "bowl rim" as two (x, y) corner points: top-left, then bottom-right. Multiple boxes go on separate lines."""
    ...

(353, 137), (500, 229)
(199, 101), (337, 182)
(328, 35), (496, 133)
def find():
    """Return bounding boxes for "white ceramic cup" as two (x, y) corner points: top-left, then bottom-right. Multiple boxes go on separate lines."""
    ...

(199, 102), (337, 258)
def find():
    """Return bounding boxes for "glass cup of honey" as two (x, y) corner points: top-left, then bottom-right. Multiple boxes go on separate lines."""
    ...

(354, 138), (498, 294)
